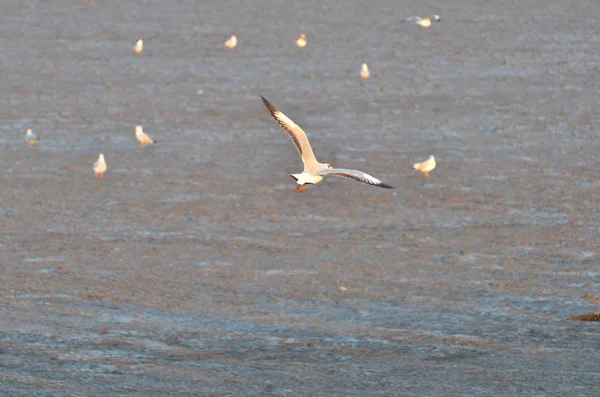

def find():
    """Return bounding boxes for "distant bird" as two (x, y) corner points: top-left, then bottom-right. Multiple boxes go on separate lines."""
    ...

(134, 39), (144, 53)
(94, 153), (107, 179)
(224, 35), (238, 49)
(406, 15), (441, 28)
(413, 155), (436, 176)
(296, 34), (307, 48)
(135, 125), (156, 147)
(24, 128), (38, 146)
(360, 63), (370, 80)
(261, 96), (394, 192)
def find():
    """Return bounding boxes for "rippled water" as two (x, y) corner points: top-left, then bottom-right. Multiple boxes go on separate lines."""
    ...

(1, 0), (598, 396)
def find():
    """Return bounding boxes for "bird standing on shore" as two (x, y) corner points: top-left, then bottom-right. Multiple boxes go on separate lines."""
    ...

(94, 153), (107, 179)
(134, 39), (143, 53)
(225, 35), (238, 49)
(360, 63), (370, 80)
(413, 155), (436, 176)
(296, 34), (307, 48)
(24, 128), (38, 146)
(135, 125), (156, 148)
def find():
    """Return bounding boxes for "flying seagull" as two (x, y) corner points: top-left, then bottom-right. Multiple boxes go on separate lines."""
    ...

(406, 15), (441, 28)
(261, 96), (394, 192)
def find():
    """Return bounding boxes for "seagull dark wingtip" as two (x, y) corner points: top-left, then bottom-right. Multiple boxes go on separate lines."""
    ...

(379, 183), (395, 189)
(261, 96), (280, 118)
(261, 96), (273, 110)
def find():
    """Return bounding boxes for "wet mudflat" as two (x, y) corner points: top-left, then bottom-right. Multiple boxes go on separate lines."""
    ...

(1, 0), (599, 396)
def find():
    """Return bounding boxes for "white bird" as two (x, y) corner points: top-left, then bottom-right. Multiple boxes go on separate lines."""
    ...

(406, 15), (441, 28)
(24, 128), (38, 146)
(94, 153), (107, 179)
(224, 35), (238, 49)
(413, 155), (436, 176)
(360, 63), (370, 80)
(134, 39), (143, 53)
(296, 34), (307, 48)
(135, 125), (156, 147)
(261, 96), (394, 192)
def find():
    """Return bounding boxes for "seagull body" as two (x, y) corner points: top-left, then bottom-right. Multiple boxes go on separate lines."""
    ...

(24, 128), (38, 146)
(261, 96), (394, 192)
(94, 153), (107, 179)
(296, 34), (307, 48)
(134, 39), (143, 53)
(135, 125), (156, 147)
(413, 155), (436, 176)
(360, 63), (370, 80)
(225, 35), (238, 49)
(406, 15), (441, 28)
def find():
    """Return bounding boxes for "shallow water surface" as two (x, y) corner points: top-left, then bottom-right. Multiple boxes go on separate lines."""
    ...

(1, 0), (599, 396)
